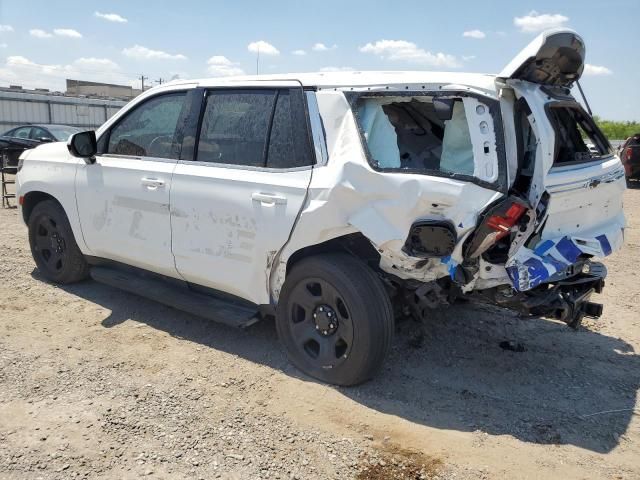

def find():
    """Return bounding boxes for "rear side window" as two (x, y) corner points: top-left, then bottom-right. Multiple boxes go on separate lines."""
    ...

(196, 88), (314, 168)
(197, 90), (273, 167)
(266, 90), (313, 168)
(107, 92), (186, 158)
(546, 104), (611, 165)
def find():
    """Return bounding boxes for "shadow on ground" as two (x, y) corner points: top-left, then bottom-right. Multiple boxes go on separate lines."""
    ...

(48, 271), (640, 454)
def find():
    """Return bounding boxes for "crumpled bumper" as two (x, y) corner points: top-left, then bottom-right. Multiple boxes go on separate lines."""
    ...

(505, 223), (624, 292)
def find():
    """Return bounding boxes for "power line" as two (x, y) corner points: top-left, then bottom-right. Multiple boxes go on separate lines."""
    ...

(154, 78), (164, 85)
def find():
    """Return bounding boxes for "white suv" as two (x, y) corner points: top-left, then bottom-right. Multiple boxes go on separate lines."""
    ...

(16, 30), (626, 385)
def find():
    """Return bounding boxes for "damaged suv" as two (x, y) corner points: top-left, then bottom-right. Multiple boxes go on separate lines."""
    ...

(17, 29), (625, 385)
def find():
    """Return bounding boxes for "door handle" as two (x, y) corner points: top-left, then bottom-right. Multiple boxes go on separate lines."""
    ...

(251, 192), (287, 205)
(141, 177), (165, 189)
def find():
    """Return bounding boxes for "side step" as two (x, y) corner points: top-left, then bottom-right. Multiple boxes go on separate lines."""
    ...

(90, 266), (259, 328)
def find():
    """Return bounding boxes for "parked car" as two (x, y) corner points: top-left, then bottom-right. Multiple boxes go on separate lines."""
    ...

(15, 29), (626, 385)
(620, 134), (640, 181)
(1, 124), (83, 168)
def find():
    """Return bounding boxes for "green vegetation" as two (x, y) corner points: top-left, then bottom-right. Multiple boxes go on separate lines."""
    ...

(593, 116), (640, 140)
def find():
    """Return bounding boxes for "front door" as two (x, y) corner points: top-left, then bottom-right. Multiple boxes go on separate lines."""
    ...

(75, 91), (188, 277)
(170, 87), (315, 304)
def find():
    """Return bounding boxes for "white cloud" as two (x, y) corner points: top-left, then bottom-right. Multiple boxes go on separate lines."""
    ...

(122, 45), (187, 60)
(95, 12), (128, 23)
(359, 39), (461, 68)
(73, 57), (121, 71)
(312, 42), (337, 52)
(206, 56), (245, 77)
(319, 66), (355, 72)
(30, 29), (52, 39)
(463, 30), (486, 39)
(514, 11), (569, 33)
(584, 64), (613, 76)
(0, 55), (127, 91)
(292, 49), (307, 56)
(53, 28), (82, 38)
(462, 55), (476, 61)
(0, 25), (13, 32)
(0, 43), (7, 49)
(247, 40), (280, 56)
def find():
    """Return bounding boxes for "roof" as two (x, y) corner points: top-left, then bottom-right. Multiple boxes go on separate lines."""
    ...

(167, 71), (499, 93)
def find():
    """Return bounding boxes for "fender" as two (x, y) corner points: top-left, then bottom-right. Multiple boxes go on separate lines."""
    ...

(17, 143), (92, 256)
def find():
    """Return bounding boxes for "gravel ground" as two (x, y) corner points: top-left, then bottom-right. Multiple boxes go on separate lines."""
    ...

(1, 179), (639, 479)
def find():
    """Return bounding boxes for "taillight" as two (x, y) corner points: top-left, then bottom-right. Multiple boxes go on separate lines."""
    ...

(626, 149), (632, 161)
(486, 203), (527, 240)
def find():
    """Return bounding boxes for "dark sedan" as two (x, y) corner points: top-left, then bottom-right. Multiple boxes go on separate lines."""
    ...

(1, 124), (83, 169)
(620, 133), (640, 182)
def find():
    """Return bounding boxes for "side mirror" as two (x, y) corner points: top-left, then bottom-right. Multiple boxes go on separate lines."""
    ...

(67, 131), (97, 164)
(38, 137), (54, 143)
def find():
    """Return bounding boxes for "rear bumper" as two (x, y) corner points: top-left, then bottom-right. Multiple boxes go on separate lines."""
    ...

(505, 220), (624, 292)
(481, 261), (607, 328)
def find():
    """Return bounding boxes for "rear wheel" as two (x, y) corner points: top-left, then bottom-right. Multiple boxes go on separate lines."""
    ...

(276, 253), (394, 386)
(28, 200), (89, 284)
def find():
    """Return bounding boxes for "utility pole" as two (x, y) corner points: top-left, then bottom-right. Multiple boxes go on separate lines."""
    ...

(256, 45), (260, 75)
(139, 74), (148, 91)
(154, 78), (164, 86)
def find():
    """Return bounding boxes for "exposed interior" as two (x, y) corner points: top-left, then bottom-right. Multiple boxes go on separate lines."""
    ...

(356, 96), (475, 176)
(547, 104), (610, 165)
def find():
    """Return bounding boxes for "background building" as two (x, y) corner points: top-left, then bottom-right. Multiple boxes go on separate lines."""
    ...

(65, 79), (142, 100)
(0, 85), (128, 133)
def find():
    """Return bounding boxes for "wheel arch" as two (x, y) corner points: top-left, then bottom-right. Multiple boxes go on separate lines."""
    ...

(21, 191), (61, 224)
(286, 232), (381, 274)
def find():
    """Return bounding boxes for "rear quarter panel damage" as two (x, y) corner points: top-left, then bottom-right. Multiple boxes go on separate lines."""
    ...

(270, 90), (502, 300)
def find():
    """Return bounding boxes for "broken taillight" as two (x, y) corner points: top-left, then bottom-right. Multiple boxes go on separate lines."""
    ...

(486, 203), (527, 240)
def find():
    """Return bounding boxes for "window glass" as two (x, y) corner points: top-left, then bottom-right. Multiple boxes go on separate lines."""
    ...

(13, 127), (32, 139)
(45, 126), (81, 141)
(356, 97), (475, 176)
(266, 90), (297, 168)
(197, 90), (274, 166)
(108, 93), (186, 158)
(30, 127), (53, 141)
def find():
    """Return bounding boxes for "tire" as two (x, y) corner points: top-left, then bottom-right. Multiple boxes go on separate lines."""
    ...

(276, 253), (394, 386)
(28, 199), (90, 284)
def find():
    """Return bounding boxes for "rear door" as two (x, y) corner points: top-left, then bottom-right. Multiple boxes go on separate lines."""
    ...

(75, 90), (189, 277)
(170, 85), (315, 304)
(498, 29), (626, 290)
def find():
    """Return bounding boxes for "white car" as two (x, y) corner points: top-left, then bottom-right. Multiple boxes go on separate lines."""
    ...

(16, 29), (626, 385)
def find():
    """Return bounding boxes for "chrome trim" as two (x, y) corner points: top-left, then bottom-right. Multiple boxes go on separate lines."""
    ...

(546, 167), (625, 194)
(176, 159), (313, 173)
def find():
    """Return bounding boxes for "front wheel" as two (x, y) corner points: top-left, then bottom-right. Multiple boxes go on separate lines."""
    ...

(276, 253), (394, 386)
(28, 199), (90, 284)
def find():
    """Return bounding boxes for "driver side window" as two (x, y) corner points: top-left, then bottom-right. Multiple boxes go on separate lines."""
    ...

(107, 92), (186, 159)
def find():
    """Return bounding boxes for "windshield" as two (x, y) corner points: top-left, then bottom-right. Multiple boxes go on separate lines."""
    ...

(355, 96), (481, 176)
(546, 104), (611, 165)
(46, 126), (83, 141)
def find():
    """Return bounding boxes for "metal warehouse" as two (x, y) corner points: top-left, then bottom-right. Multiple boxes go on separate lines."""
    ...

(0, 88), (127, 132)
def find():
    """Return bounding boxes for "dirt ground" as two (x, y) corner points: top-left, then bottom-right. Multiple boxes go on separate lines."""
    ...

(1, 178), (639, 479)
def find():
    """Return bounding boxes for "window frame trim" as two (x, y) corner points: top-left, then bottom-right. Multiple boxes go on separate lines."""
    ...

(544, 100), (614, 168)
(97, 89), (191, 160)
(346, 90), (509, 194)
(180, 86), (316, 172)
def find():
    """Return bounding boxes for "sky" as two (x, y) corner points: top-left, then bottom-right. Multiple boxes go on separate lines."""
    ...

(0, 0), (638, 121)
